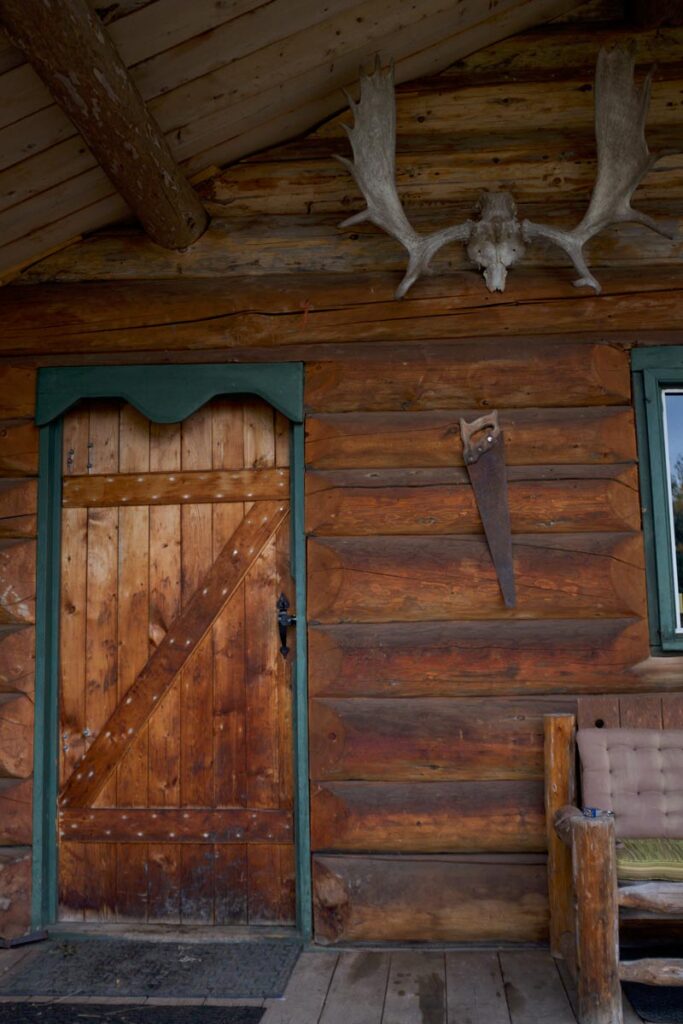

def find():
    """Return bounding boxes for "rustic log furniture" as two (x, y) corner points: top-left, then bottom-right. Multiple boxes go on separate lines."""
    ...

(545, 695), (683, 1024)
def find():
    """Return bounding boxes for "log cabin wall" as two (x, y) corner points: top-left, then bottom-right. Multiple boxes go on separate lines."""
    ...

(0, 3), (682, 944)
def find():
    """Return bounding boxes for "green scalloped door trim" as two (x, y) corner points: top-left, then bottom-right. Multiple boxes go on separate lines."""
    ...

(32, 363), (310, 940)
(36, 363), (304, 426)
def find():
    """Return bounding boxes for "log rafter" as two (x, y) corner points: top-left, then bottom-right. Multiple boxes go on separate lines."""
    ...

(0, 0), (207, 250)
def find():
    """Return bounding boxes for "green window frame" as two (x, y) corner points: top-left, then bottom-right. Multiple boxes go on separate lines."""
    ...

(633, 346), (683, 652)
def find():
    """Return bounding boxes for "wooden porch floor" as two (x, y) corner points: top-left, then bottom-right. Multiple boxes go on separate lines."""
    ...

(0, 946), (642, 1023)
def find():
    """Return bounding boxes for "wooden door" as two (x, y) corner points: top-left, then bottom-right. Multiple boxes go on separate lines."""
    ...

(57, 396), (296, 925)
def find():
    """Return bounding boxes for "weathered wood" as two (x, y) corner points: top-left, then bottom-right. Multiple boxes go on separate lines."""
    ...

(446, 952), (509, 1024)
(306, 468), (640, 536)
(0, 693), (32, 778)
(0, 0), (207, 249)
(0, 369), (35, 419)
(572, 815), (622, 1024)
(313, 854), (548, 943)
(309, 697), (574, 782)
(383, 950), (446, 1024)
(618, 883), (683, 914)
(554, 805), (584, 848)
(308, 619), (650, 698)
(306, 408), (635, 468)
(3, 272), (683, 354)
(0, 479), (36, 537)
(310, 780), (545, 852)
(62, 467), (289, 508)
(318, 951), (390, 1024)
(618, 959), (683, 985)
(544, 714), (576, 959)
(0, 626), (34, 694)
(0, 540), (34, 625)
(59, 499), (288, 809)
(499, 951), (577, 1024)
(305, 346), (630, 412)
(0, 777), (31, 844)
(0, 846), (30, 940)
(0, 421), (38, 477)
(308, 533), (646, 623)
(60, 807), (293, 844)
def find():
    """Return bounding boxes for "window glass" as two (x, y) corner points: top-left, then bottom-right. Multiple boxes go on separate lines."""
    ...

(663, 390), (683, 631)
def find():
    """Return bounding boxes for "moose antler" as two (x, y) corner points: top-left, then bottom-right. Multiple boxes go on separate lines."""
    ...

(336, 57), (473, 298)
(523, 45), (677, 293)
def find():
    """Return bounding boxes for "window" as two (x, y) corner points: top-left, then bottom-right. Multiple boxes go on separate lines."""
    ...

(633, 347), (683, 651)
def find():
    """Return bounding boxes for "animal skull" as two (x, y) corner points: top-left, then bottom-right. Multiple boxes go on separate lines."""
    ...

(336, 49), (677, 296)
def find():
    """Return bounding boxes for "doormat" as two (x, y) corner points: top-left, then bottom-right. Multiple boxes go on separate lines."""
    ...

(0, 1007), (264, 1024)
(622, 946), (683, 1023)
(0, 940), (300, 999)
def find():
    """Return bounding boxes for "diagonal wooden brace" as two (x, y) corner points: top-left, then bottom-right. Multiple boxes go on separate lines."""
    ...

(59, 500), (289, 809)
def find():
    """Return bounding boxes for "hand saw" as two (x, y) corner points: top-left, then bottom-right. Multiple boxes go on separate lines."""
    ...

(460, 411), (516, 608)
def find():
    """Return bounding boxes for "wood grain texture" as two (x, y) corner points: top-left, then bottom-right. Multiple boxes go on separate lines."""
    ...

(0, 693), (32, 778)
(310, 779), (545, 852)
(0, 846), (31, 940)
(63, 467), (289, 507)
(544, 714), (576, 959)
(306, 466), (639, 535)
(0, 626), (34, 694)
(0, 368), (36, 418)
(305, 407), (636, 469)
(0, 540), (35, 624)
(0, 776), (31, 843)
(308, 618), (650, 698)
(0, 421), (38, 477)
(313, 854), (549, 944)
(308, 533), (646, 623)
(60, 807), (293, 844)
(309, 697), (575, 781)
(305, 346), (630, 412)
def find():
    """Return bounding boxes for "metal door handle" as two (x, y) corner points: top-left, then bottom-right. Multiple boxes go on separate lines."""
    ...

(276, 593), (296, 658)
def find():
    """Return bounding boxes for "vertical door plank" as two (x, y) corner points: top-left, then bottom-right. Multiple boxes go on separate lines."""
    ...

(446, 952), (509, 1024)
(84, 402), (119, 920)
(383, 950), (446, 1024)
(115, 404), (150, 920)
(180, 405), (214, 923)
(147, 420), (182, 924)
(212, 398), (248, 924)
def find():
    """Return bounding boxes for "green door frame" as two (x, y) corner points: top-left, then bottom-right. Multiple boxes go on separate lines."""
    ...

(32, 363), (311, 940)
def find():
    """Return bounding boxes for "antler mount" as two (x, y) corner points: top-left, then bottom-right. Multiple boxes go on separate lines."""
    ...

(337, 49), (677, 297)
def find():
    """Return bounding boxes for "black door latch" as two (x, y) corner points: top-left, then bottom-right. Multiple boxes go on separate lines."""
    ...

(276, 593), (297, 658)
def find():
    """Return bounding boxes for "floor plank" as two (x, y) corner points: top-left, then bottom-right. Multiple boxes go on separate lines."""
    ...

(499, 951), (576, 1024)
(262, 950), (338, 1024)
(319, 951), (390, 1024)
(383, 951), (446, 1024)
(446, 952), (510, 1024)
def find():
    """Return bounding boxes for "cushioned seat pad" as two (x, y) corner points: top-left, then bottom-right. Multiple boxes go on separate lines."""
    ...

(617, 838), (683, 881)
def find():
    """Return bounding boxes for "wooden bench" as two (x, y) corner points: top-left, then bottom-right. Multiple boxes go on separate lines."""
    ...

(545, 693), (683, 1024)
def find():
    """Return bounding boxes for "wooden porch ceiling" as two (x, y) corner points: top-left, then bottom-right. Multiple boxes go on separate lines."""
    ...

(0, 0), (584, 282)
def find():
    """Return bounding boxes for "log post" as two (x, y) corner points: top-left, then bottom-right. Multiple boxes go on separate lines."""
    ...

(572, 814), (623, 1024)
(0, 0), (207, 250)
(544, 713), (576, 959)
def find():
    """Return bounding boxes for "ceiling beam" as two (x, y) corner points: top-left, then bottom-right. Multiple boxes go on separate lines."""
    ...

(0, 0), (207, 250)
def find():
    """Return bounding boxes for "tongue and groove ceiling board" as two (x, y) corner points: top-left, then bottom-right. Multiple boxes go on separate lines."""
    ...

(0, 0), (585, 282)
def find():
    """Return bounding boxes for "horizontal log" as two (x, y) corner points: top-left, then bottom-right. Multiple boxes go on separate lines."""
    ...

(619, 959), (683, 986)
(21, 202), (683, 283)
(308, 618), (650, 698)
(0, 778), (31, 844)
(310, 780), (545, 852)
(305, 344), (629, 412)
(305, 407), (636, 468)
(0, 693), (33, 778)
(313, 854), (548, 943)
(62, 467), (290, 508)
(0, 420), (38, 477)
(0, 540), (35, 624)
(0, 368), (36, 418)
(308, 533), (646, 623)
(309, 696), (575, 781)
(306, 466), (639, 536)
(59, 807), (293, 844)
(618, 882), (683, 914)
(0, 479), (36, 538)
(2, 271), (683, 354)
(0, 626), (34, 694)
(0, 846), (31, 940)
